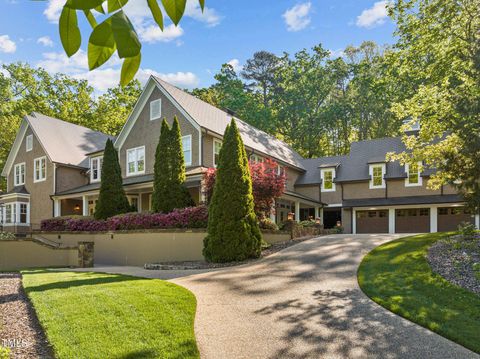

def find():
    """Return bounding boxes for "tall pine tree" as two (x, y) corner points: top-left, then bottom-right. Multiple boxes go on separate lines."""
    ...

(152, 117), (194, 213)
(203, 119), (262, 262)
(94, 139), (130, 220)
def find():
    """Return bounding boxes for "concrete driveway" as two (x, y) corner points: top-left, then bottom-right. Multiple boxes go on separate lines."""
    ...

(73, 234), (479, 358)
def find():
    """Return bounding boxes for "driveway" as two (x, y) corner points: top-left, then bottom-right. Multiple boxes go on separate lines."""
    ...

(75, 234), (479, 358)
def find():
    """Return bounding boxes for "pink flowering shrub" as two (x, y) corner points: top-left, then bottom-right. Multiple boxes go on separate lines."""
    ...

(40, 206), (208, 232)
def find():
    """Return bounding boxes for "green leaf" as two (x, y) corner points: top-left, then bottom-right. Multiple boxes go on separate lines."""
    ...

(94, 5), (105, 14)
(111, 10), (141, 58)
(147, 0), (164, 30)
(161, 0), (186, 25)
(108, 0), (129, 13)
(59, 6), (81, 57)
(66, 0), (105, 10)
(120, 53), (141, 86)
(198, 0), (204, 11)
(88, 19), (116, 70)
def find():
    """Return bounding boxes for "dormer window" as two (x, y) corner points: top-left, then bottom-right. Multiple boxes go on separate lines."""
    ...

(405, 161), (422, 187)
(321, 168), (336, 192)
(369, 163), (385, 189)
(150, 99), (161, 121)
(91, 156), (103, 183)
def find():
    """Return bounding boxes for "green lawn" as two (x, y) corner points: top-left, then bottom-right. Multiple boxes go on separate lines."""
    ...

(22, 270), (199, 359)
(358, 233), (480, 354)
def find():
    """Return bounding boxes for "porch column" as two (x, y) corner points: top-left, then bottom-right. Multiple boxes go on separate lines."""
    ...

(320, 207), (324, 225)
(54, 199), (61, 217)
(82, 196), (88, 216)
(269, 200), (276, 224)
(430, 207), (438, 233)
(314, 206), (319, 220)
(388, 208), (395, 234)
(475, 213), (479, 230)
(352, 209), (357, 234)
(294, 201), (300, 222)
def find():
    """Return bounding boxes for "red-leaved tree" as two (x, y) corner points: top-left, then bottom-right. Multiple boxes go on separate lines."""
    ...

(203, 158), (286, 218)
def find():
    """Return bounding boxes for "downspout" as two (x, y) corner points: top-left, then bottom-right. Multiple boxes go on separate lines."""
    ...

(52, 163), (57, 218)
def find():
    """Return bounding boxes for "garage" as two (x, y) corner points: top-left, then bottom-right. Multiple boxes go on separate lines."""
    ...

(438, 207), (475, 232)
(395, 208), (430, 233)
(356, 210), (389, 233)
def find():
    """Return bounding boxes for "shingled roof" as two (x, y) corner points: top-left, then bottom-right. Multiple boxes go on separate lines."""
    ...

(27, 112), (113, 168)
(153, 77), (305, 170)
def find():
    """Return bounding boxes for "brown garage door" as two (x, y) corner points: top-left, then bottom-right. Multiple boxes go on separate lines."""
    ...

(356, 210), (389, 233)
(395, 208), (430, 233)
(438, 207), (475, 232)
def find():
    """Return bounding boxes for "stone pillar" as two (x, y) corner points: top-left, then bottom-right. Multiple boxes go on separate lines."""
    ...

(295, 201), (300, 222)
(430, 207), (438, 233)
(388, 208), (395, 234)
(78, 242), (94, 268)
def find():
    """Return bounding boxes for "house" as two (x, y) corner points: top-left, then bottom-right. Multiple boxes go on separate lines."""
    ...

(1, 76), (478, 235)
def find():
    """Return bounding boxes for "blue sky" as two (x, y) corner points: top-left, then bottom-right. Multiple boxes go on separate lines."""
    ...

(0, 0), (395, 92)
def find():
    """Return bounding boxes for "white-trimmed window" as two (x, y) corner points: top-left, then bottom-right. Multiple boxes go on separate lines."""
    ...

(14, 163), (25, 186)
(90, 156), (103, 183)
(213, 139), (222, 167)
(126, 146), (145, 176)
(405, 161), (422, 187)
(34, 156), (47, 182)
(182, 135), (192, 166)
(26, 135), (33, 152)
(3, 202), (29, 225)
(321, 168), (336, 192)
(250, 154), (263, 163)
(369, 163), (386, 189)
(150, 99), (161, 121)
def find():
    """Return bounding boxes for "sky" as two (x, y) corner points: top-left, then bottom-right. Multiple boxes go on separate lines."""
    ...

(0, 0), (396, 93)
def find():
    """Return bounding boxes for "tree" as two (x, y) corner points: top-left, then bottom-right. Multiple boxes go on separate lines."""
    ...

(54, 0), (206, 86)
(203, 119), (262, 262)
(387, 0), (480, 209)
(152, 119), (171, 213)
(152, 117), (194, 213)
(94, 139), (130, 220)
(203, 158), (286, 218)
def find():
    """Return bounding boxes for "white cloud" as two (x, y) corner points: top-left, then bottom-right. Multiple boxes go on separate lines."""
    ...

(282, 2), (312, 32)
(36, 50), (199, 92)
(37, 36), (54, 47)
(0, 35), (16, 53)
(356, 1), (389, 28)
(185, 0), (222, 27)
(44, 0), (65, 24)
(138, 24), (184, 43)
(227, 59), (242, 73)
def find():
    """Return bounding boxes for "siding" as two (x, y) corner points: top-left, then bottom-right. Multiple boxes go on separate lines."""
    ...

(295, 185), (320, 202)
(7, 127), (54, 225)
(342, 182), (385, 199)
(119, 87), (200, 178)
(387, 178), (441, 197)
(56, 166), (88, 193)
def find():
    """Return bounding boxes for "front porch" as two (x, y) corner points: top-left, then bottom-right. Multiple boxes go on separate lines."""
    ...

(272, 191), (325, 225)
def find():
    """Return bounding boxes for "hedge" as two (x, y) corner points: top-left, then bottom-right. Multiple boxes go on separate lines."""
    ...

(41, 206), (208, 232)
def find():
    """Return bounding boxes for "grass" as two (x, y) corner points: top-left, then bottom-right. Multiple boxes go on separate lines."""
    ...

(22, 270), (199, 359)
(358, 233), (480, 354)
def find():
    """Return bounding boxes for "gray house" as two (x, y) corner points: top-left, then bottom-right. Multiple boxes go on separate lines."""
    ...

(1, 76), (478, 234)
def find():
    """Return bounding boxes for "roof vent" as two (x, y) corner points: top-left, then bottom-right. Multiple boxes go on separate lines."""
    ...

(225, 108), (236, 117)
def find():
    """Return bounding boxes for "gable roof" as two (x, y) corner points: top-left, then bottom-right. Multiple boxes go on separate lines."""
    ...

(2, 113), (112, 176)
(152, 77), (305, 170)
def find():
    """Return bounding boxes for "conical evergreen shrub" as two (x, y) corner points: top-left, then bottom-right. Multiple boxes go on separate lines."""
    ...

(152, 117), (194, 213)
(203, 119), (262, 262)
(152, 119), (171, 213)
(94, 139), (130, 220)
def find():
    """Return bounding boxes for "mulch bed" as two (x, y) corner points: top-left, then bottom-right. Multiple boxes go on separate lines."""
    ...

(145, 236), (313, 270)
(427, 235), (480, 296)
(0, 273), (53, 359)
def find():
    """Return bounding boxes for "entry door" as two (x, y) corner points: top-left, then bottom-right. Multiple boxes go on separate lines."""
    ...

(356, 210), (389, 233)
(395, 208), (430, 233)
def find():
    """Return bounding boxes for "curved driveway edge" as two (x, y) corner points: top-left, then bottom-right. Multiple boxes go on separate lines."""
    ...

(171, 234), (479, 359)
